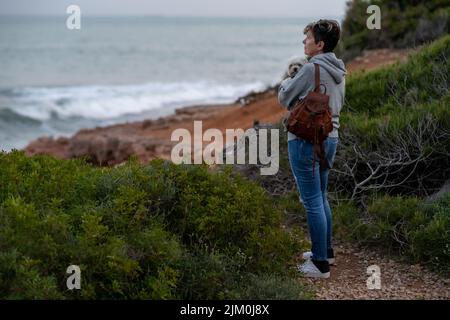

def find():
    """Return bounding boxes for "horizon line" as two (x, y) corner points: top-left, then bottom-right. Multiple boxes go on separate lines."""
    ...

(0, 13), (344, 20)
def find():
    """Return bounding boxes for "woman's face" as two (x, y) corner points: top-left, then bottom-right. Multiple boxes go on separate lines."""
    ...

(303, 30), (324, 57)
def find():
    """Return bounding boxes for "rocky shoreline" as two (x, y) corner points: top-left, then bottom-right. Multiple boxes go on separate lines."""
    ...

(24, 88), (285, 165)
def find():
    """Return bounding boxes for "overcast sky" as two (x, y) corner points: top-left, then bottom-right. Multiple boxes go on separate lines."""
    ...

(0, 0), (349, 18)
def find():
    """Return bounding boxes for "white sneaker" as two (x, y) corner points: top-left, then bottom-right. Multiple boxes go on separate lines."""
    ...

(302, 251), (335, 265)
(297, 259), (330, 278)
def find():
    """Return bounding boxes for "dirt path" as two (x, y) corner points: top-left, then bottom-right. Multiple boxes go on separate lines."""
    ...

(301, 242), (450, 300)
(345, 48), (412, 74)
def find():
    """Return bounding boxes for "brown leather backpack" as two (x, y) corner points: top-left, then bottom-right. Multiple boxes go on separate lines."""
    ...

(286, 63), (333, 172)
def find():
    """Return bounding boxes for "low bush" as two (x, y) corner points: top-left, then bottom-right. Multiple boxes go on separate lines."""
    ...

(0, 151), (308, 299)
(333, 193), (450, 273)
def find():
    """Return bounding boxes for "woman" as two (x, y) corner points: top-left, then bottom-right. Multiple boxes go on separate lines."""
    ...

(278, 19), (347, 278)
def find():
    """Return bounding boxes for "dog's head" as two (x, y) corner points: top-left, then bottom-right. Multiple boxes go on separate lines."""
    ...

(287, 56), (308, 78)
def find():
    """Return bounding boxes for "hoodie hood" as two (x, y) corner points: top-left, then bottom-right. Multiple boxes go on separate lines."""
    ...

(309, 52), (347, 84)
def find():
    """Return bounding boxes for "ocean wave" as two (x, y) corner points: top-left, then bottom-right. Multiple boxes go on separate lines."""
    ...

(2, 81), (267, 121)
(0, 107), (42, 125)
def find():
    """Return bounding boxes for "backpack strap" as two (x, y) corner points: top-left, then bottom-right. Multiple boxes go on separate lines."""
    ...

(314, 63), (321, 92)
(312, 63), (330, 176)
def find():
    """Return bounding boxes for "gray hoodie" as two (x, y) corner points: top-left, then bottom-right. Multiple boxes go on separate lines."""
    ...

(278, 52), (347, 141)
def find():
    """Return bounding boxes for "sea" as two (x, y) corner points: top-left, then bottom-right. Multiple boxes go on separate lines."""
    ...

(0, 15), (341, 151)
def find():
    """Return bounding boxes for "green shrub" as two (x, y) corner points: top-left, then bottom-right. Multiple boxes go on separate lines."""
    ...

(364, 195), (422, 255)
(332, 194), (450, 273)
(176, 247), (313, 300)
(175, 248), (246, 300)
(410, 193), (450, 268)
(142, 160), (299, 273)
(336, 0), (450, 61)
(0, 251), (64, 300)
(333, 200), (361, 241)
(345, 35), (450, 114)
(0, 151), (306, 299)
(226, 273), (313, 300)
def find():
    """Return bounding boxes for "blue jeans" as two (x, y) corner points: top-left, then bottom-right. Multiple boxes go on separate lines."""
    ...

(288, 137), (339, 262)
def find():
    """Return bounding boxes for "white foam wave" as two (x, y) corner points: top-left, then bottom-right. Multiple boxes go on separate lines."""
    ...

(10, 81), (267, 121)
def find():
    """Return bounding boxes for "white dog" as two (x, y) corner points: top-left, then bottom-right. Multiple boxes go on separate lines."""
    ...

(282, 56), (308, 80)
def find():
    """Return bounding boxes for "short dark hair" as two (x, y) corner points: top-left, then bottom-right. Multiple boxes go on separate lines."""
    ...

(304, 19), (341, 53)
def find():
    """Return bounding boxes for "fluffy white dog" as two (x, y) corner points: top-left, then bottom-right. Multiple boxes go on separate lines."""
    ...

(282, 56), (308, 80)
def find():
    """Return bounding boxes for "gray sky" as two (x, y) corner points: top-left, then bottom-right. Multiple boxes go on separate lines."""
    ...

(0, 0), (349, 17)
